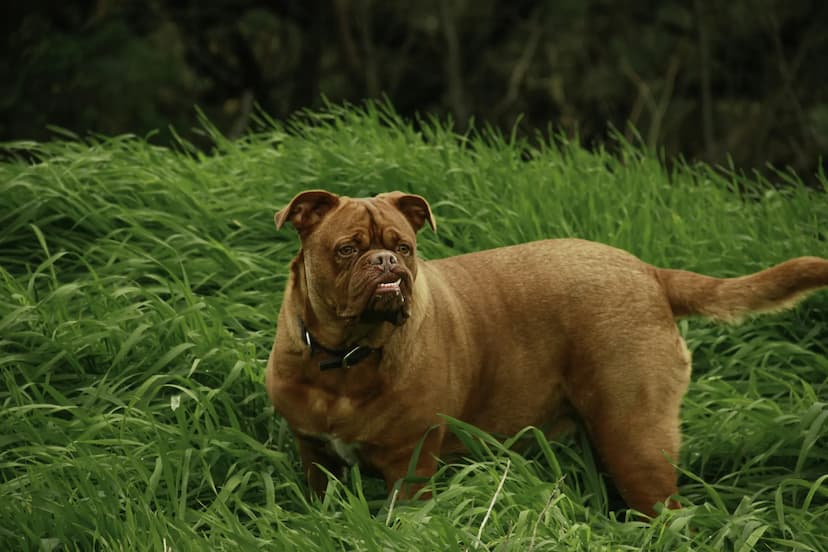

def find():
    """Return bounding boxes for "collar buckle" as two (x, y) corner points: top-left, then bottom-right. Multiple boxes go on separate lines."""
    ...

(298, 316), (379, 371)
(340, 347), (360, 368)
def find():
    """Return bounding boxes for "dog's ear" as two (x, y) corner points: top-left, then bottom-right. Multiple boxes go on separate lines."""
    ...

(379, 192), (436, 233)
(275, 190), (340, 236)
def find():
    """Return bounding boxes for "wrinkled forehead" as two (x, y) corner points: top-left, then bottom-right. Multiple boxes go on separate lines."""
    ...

(318, 196), (416, 245)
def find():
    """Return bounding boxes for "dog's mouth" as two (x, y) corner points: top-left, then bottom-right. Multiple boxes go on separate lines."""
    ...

(362, 275), (408, 324)
(373, 278), (402, 296)
(338, 271), (411, 325)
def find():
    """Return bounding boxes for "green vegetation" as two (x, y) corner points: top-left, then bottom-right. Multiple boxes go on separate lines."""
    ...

(1, 104), (827, 550)
(9, 2), (828, 181)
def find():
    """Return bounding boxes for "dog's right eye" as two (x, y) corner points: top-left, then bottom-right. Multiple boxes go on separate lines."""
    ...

(337, 245), (358, 257)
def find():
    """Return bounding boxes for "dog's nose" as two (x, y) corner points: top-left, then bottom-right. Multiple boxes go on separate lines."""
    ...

(369, 251), (398, 272)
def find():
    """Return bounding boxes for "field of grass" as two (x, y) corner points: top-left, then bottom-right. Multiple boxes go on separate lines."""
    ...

(1, 103), (827, 551)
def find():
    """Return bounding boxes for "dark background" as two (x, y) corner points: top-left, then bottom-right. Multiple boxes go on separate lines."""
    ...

(3, 0), (828, 181)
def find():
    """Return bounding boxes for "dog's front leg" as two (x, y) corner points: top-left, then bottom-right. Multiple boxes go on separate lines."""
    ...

(371, 425), (446, 500)
(295, 436), (347, 498)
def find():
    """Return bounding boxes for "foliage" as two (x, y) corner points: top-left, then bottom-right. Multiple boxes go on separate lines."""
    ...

(1, 103), (827, 550)
(4, 0), (828, 179)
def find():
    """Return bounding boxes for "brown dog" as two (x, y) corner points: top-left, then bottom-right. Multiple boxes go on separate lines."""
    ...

(266, 189), (828, 516)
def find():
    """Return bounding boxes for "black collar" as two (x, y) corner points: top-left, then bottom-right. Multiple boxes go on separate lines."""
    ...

(298, 317), (381, 371)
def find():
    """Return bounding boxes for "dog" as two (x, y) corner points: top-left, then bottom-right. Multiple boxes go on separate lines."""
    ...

(265, 189), (828, 516)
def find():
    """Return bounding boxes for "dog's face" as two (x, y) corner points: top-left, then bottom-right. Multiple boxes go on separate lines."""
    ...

(276, 190), (435, 326)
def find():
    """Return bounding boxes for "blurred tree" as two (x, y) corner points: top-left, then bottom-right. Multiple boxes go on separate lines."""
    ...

(2, 1), (197, 143)
(2, 0), (827, 181)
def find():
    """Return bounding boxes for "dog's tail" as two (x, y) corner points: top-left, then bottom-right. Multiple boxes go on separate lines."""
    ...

(655, 257), (828, 323)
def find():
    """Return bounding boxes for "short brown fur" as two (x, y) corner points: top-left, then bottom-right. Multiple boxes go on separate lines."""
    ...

(266, 190), (828, 517)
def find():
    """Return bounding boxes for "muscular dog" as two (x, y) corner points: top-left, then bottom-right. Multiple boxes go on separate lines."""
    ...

(265, 189), (828, 516)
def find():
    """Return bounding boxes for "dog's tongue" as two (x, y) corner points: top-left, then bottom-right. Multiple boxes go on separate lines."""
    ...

(375, 279), (401, 295)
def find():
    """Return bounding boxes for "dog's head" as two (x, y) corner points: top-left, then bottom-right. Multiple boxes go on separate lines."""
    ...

(276, 190), (435, 326)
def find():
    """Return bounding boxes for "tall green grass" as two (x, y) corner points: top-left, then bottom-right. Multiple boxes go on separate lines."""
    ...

(1, 103), (826, 550)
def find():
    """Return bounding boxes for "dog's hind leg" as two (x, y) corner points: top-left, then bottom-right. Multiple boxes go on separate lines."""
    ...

(566, 328), (692, 517)
(584, 404), (684, 516)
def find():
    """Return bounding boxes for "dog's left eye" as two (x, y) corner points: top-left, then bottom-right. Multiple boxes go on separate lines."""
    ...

(396, 244), (412, 256)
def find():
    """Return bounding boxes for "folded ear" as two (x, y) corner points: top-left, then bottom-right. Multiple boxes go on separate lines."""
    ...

(275, 190), (340, 236)
(379, 192), (436, 233)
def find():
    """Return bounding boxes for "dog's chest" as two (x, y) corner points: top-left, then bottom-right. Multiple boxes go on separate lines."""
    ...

(293, 387), (367, 465)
